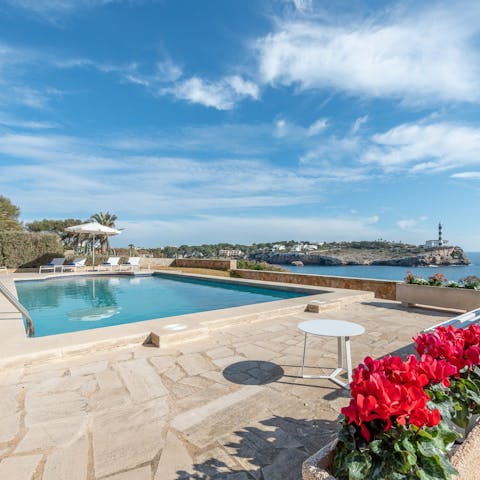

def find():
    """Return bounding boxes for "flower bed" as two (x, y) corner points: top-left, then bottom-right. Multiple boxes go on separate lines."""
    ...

(405, 272), (480, 290)
(398, 273), (480, 311)
(303, 323), (480, 480)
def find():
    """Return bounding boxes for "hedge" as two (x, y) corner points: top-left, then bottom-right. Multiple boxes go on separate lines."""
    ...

(0, 231), (64, 268)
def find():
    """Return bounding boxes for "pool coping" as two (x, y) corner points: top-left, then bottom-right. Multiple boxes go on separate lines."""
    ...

(0, 270), (374, 368)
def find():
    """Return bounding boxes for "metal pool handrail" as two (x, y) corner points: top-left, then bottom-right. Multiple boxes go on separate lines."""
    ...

(0, 280), (34, 337)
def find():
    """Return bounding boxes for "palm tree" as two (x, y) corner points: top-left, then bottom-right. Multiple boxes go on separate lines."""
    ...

(90, 212), (118, 253)
(128, 243), (135, 256)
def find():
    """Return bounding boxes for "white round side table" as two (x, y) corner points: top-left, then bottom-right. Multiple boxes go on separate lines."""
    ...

(297, 319), (365, 388)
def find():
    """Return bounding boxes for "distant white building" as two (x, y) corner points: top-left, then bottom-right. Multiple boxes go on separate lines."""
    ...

(219, 249), (243, 257)
(424, 222), (448, 249)
(272, 244), (286, 251)
(290, 243), (319, 252)
(425, 239), (449, 248)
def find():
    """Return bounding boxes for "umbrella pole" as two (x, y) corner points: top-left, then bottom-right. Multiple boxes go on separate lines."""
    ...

(92, 234), (95, 272)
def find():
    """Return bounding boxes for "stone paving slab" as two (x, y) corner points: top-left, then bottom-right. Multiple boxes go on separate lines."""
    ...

(0, 300), (451, 479)
(42, 435), (88, 480)
(0, 454), (42, 480)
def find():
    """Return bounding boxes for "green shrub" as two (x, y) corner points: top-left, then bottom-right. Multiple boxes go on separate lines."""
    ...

(236, 260), (287, 272)
(0, 231), (63, 268)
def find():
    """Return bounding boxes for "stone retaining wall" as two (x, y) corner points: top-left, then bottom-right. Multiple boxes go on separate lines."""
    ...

(397, 283), (480, 312)
(174, 258), (237, 271)
(140, 257), (175, 268)
(232, 269), (397, 300)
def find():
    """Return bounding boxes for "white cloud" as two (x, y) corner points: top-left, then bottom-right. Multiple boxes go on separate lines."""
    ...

(291, 0), (313, 14)
(0, 131), (327, 218)
(451, 171), (480, 179)
(274, 118), (292, 138)
(7, 0), (123, 19)
(55, 57), (183, 86)
(307, 118), (328, 136)
(0, 40), (257, 111)
(362, 122), (480, 173)
(256, 4), (480, 103)
(274, 116), (328, 139)
(8, 86), (51, 109)
(300, 134), (361, 165)
(225, 75), (259, 99)
(114, 214), (382, 247)
(397, 219), (418, 230)
(53, 55), (261, 110)
(118, 60), (183, 86)
(0, 115), (58, 129)
(163, 75), (259, 110)
(352, 115), (368, 133)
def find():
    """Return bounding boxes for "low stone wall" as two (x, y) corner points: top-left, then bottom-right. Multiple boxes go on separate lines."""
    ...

(397, 283), (480, 312)
(174, 258), (237, 271)
(140, 257), (175, 268)
(232, 269), (397, 300)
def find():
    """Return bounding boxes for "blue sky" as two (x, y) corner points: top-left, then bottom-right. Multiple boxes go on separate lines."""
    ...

(1, 0), (480, 249)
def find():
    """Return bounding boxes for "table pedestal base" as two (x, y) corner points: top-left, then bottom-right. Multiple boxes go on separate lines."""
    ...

(301, 367), (348, 388)
(301, 333), (352, 389)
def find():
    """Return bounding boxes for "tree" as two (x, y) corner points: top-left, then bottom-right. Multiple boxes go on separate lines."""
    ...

(0, 195), (23, 231)
(26, 218), (84, 245)
(90, 212), (118, 253)
(128, 243), (136, 256)
(162, 246), (178, 258)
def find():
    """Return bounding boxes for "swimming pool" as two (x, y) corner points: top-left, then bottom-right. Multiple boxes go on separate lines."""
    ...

(15, 274), (307, 337)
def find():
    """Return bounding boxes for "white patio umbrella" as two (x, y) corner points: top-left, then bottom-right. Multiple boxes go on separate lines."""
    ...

(65, 222), (121, 270)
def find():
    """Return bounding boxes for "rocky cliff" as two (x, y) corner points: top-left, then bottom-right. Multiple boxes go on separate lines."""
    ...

(251, 247), (470, 267)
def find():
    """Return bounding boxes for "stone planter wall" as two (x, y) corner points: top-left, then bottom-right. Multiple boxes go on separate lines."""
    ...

(232, 269), (397, 300)
(302, 423), (480, 480)
(397, 283), (480, 312)
(174, 258), (237, 271)
(140, 257), (175, 268)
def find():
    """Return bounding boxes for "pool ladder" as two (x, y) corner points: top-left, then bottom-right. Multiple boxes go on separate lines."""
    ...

(0, 280), (35, 337)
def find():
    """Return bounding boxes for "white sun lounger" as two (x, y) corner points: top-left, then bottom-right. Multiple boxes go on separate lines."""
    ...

(423, 308), (480, 332)
(0, 266), (7, 274)
(121, 257), (141, 271)
(98, 257), (120, 271)
(39, 257), (65, 273)
(61, 257), (87, 272)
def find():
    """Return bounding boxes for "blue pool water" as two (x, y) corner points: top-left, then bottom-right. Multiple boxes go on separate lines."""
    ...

(16, 274), (306, 337)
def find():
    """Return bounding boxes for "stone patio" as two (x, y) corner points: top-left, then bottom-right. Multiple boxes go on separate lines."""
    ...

(0, 300), (450, 480)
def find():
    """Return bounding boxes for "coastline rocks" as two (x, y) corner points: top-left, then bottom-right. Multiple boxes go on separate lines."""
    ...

(251, 247), (469, 267)
(371, 247), (469, 267)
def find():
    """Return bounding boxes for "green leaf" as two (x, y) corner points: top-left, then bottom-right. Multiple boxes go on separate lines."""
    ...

(402, 436), (416, 454)
(417, 429), (434, 440)
(369, 439), (382, 455)
(435, 424), (458, 449)
(438, 454), (458, 477)
(452, 403), (470, 428)
(406, 451), (417, 467)
(345, 451), (372, 480)
(420, 455), (448, 480)
(417, 440), (439, 458)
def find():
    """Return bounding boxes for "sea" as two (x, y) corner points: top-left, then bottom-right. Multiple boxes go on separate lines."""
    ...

(283, 252), (480, 282)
